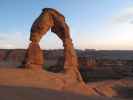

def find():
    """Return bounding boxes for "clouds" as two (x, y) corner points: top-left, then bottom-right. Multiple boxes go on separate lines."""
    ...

(75, 6), (133, 50)
(0, 32), (28, 49)
(0, 1), (133, 50)
(110, 7), (133, 41)
(114, 7), (133, 24)
(97, 7), (133, 50)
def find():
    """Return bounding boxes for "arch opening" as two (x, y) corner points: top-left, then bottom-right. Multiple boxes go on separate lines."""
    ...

(40, 31), (64, 72)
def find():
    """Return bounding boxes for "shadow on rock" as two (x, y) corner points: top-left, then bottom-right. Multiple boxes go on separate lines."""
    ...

(114, 86), (133, 99)
(0, 85), (124, 100)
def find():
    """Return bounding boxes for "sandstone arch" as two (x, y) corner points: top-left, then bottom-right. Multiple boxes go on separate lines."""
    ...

(24, 8), (83, 82)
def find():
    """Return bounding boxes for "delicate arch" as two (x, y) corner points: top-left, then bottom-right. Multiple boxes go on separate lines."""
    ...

(23, 8), (83, 82)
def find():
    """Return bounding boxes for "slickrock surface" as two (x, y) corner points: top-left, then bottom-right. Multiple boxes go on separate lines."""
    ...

(0, 68), (132, 99)
(0, 68), (95, 96)
(0, 86), (124, 100)
(0, 68), (132, 100)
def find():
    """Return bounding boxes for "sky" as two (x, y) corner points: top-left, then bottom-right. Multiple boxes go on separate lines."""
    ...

(0, 0), (133, 50)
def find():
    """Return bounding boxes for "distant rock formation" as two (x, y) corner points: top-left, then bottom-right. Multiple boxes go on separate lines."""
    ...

(23, 8), (83, 82)
(0, 49), (132, 79)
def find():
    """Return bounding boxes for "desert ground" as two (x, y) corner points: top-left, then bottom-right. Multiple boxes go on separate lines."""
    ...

(0, 49), (132, 100)
(0, 68), (132, 100)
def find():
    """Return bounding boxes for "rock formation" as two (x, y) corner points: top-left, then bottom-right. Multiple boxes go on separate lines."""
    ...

(24, 42), (44, 69)
(24, 8), (83, 82)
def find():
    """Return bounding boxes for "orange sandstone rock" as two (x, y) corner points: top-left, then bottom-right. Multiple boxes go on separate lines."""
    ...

(24, 42), (44, 70)
(24, 8), (83, 82)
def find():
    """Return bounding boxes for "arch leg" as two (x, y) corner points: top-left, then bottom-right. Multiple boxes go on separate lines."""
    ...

(24, 11), (53, 69)
(24, 42), (44, 69)
(54, 27), (83, 82)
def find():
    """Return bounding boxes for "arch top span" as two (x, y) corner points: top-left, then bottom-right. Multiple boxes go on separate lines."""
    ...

(23, 8), (83, 82)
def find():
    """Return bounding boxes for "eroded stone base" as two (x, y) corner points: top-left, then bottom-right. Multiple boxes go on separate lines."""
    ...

(24, 42), (44, 69)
